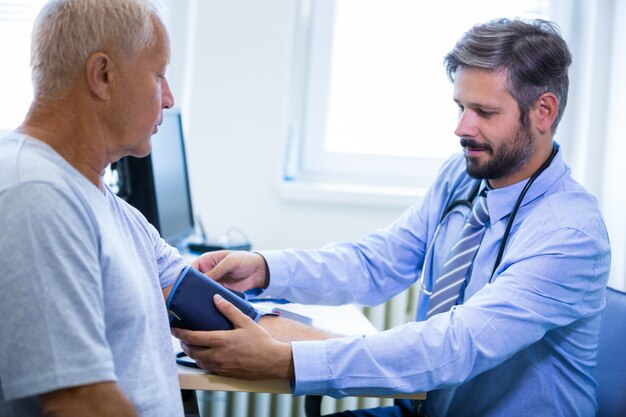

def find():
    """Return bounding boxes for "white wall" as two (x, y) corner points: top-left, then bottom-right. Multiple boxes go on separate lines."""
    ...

(175, 0), (625, 291)
(181, 0), (406, 251)
(600, 0), (626, 290)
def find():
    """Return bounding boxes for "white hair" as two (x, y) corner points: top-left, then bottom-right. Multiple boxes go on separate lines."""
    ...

(31, 0), (159, 97)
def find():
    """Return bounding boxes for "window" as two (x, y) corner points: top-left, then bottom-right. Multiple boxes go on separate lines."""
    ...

(285, 0), (554, 202)
(0, 0), (48, 134)
(0, 0), (183, 136)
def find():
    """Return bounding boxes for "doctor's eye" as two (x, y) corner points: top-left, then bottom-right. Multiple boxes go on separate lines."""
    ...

(477, 109), (495, 118)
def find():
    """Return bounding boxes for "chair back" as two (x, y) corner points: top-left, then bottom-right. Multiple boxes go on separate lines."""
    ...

(593, 286), (626, 417)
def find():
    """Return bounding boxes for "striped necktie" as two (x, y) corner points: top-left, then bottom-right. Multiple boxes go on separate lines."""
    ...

(427, 190), (489, 318)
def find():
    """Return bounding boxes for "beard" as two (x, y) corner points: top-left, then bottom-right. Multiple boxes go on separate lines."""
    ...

(462, 116), (534, 181)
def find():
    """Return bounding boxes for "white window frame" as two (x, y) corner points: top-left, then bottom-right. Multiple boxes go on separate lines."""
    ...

(0, 0), (190, 137)
(283, 0), (555, 206)
(0, 0), (49, 136)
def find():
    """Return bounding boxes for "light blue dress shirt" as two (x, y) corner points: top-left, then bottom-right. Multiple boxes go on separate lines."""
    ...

(260, 144), (611, 417)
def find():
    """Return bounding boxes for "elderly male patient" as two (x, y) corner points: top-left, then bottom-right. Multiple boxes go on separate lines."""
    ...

(0, 1), (182, 415)
(0, 2), (324, 415)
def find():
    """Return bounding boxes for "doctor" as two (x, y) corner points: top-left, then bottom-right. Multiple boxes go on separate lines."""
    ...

(175, 18), (611, 417)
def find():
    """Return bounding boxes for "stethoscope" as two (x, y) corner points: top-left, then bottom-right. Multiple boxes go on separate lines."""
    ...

(415, 144), (559, 320)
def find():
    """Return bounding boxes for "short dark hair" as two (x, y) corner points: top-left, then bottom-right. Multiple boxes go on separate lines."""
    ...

(444, 18), (572, 134)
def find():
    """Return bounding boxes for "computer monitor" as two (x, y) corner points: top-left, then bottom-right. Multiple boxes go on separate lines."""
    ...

(112, 108), (196, 247)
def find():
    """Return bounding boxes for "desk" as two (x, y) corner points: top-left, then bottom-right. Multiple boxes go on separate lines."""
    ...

(174, 303), (425, 414)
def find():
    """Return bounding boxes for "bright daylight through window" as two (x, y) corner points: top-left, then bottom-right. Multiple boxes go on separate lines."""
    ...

(0, 1), (47, 134)
(0, 0), (174, 136)
(286, 0), (553, 198)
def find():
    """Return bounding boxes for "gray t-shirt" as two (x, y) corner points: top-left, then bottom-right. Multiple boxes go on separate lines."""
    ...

(0, 133), (186, 416)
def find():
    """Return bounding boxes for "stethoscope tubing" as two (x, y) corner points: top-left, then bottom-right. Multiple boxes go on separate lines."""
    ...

(416, 145), (558, 319)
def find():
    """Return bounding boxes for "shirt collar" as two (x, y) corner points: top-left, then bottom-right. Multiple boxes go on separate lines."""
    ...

(484, 142), (566, 224)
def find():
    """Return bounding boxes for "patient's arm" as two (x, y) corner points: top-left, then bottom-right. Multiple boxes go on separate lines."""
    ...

(257, 313), (337, 342)
(40, 381), (137, 417)
(162, 284), (173, 302)
(173, 295), (336, 380)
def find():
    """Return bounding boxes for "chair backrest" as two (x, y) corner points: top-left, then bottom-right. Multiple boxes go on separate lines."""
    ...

(593, 286), (626, 417)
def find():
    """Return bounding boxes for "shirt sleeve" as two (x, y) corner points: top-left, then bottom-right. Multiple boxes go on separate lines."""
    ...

(291, 221), (610, 397)
(0, 183), (116, 400)
(259, 154), (468, 306)
(152, 229), (187, 288)
(117, 196), (187, 289)
(260, 203), (427, 306)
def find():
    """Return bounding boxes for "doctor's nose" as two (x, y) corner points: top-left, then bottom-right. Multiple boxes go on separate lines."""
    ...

(454, 110), (478, 138)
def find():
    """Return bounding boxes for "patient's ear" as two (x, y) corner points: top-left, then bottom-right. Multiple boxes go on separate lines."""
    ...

(533, 92), (558, 134)
(85, 52), (114, 100)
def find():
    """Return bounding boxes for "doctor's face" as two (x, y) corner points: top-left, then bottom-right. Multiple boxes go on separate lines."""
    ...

(453, 67), (535, 189)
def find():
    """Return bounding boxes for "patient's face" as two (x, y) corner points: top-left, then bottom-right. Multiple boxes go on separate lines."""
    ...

(109, 14), (174, 159)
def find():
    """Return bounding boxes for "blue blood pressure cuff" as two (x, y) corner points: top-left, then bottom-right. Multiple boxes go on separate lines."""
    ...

(167, 265), (262, 331)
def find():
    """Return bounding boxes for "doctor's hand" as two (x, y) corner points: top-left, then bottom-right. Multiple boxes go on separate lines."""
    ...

(191, 250), (269, 292)
(172, 294), (294, 380)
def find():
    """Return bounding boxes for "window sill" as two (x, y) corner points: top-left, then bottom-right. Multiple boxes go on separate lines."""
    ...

(279, 180), (425, 208)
